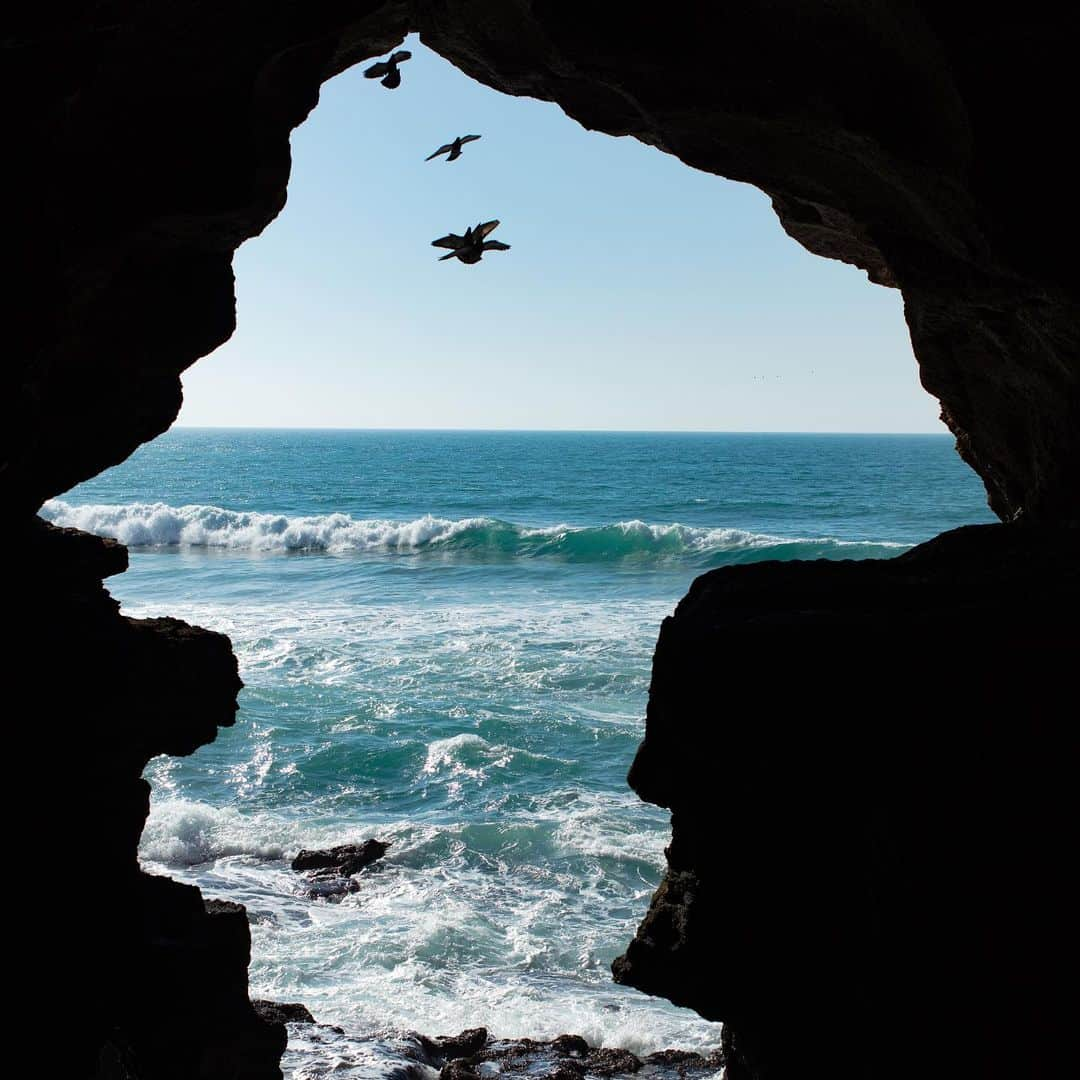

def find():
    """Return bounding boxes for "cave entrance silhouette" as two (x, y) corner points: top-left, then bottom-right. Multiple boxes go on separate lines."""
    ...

(44, 31), (999, 1073)
(18, 8), (1079, 1080)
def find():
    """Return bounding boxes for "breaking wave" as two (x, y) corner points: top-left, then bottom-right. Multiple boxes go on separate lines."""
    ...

(41, 499), (909, 564)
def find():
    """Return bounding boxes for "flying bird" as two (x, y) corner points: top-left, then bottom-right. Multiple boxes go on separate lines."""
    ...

(431, 220), (511, 264)
(426, 134), (482, 162)
(363, 50), (412, 89)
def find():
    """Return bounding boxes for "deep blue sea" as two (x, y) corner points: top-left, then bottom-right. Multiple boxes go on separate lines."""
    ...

(47, 429), (994, 1073)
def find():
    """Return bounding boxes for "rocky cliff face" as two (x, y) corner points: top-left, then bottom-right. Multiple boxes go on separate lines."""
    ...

(7, 3), (1078, 1078)
(17, 521), (283, 1078)
(613, 523), (1078, 1079)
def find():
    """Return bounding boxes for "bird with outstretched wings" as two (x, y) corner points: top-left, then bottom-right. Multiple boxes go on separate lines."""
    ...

(431, 221), (511, 264)
(425, 134), (482, 162)
(363, 50), (412, 89)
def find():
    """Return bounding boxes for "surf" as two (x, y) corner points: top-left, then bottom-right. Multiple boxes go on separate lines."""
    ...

(41, 498), (910, 564)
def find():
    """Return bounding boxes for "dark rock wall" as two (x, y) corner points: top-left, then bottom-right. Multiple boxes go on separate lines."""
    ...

(8, 1), (410, 519)
(10, 9), (409, 1074)
(6, 3), (1078, 1078)
(613, 523), (1078, 1079)
(16, 522), (283, 1078)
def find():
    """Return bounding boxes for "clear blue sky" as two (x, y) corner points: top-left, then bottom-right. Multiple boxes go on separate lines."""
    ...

(179, 33), (944, 433)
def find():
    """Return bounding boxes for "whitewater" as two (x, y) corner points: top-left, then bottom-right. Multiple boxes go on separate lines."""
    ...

(55, 429), (994, 1076)
(42, 499), (908, 561)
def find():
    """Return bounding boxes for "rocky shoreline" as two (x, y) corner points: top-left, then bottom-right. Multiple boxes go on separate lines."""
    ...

(264, 1017), (725, 1080)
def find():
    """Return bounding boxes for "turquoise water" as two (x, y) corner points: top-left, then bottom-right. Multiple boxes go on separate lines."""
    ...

(48, 429), (993, 1065)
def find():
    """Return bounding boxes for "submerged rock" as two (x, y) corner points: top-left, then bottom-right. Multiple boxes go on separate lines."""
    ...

(301, 875), (362, 901)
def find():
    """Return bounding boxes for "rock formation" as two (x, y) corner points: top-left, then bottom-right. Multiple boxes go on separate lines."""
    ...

(613, 523), (1078, 1079)
(291, 838), (390, 875)
(16, 520), (284, 1078)
(7, 3), (1078, 1078)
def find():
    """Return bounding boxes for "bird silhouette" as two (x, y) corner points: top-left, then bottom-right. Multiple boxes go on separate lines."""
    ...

(431, 220), (511, 264)
(363, 50), (412, 89)
(426, 134), (482, 162)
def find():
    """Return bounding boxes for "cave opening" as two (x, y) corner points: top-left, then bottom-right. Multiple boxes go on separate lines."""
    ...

(42, 29), (997, 1076)
(16, 7), (1080, 1080)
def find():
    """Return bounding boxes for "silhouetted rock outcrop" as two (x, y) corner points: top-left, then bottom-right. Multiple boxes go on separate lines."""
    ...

(614, 522), (1079, 1080)
(14, 520), (279, 1078)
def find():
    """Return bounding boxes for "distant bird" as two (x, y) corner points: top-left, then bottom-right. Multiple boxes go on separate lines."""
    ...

(431, 220), (511, 264)
(363, 50), (412, 89)
(426, 134), (482, 162)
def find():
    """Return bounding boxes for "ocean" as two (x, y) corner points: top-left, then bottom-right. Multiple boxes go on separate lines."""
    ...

(45, 429), (995, 1075)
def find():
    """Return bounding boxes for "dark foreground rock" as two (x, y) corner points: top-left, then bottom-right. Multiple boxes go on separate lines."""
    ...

(252, 1001), (316, 1025)
(9, 4), (1080, 1077)
(292, 840), (390, 875)
(15, 520), (283, 1079)
(615, 522), (1079, 1080)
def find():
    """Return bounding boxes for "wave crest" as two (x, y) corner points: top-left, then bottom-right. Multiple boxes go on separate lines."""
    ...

(41, 498), (908, 563)
(139, 800), (287, 866)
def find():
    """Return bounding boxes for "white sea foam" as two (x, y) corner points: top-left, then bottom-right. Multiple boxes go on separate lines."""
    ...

(41, 499), (486, 552)
(40, 498), (910, 557)
(139, 799), (288, 865)
(423, 733), (495, 775)
(114, 596), (672, 698)
(148, 797), (720, 1056)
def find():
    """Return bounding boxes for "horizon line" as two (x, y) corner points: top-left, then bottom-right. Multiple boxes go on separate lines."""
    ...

(171, 424), (951, 436)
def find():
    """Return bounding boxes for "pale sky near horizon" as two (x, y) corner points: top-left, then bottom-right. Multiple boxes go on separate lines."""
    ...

(178, 34), (945, 434)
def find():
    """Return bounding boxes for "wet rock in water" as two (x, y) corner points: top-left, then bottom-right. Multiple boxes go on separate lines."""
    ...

(252, 1000), (315, 1025)
(421, 1027), (490, 1064)
(583, 1047), (642, 1076)
(440, 1060), (483, 1080)
(550, 1062), (587, 1080)
(462, 1033), (655, 1080)
(552, 1035), (590, 1057)
(282, 1023), (721, 1080)
(292, 839), (390, 900)
(291, 839), (390, 875)
(644, 1049), (726, 1075)
(302, 874), (361, 901)
(288, 1025), (718, 1080)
